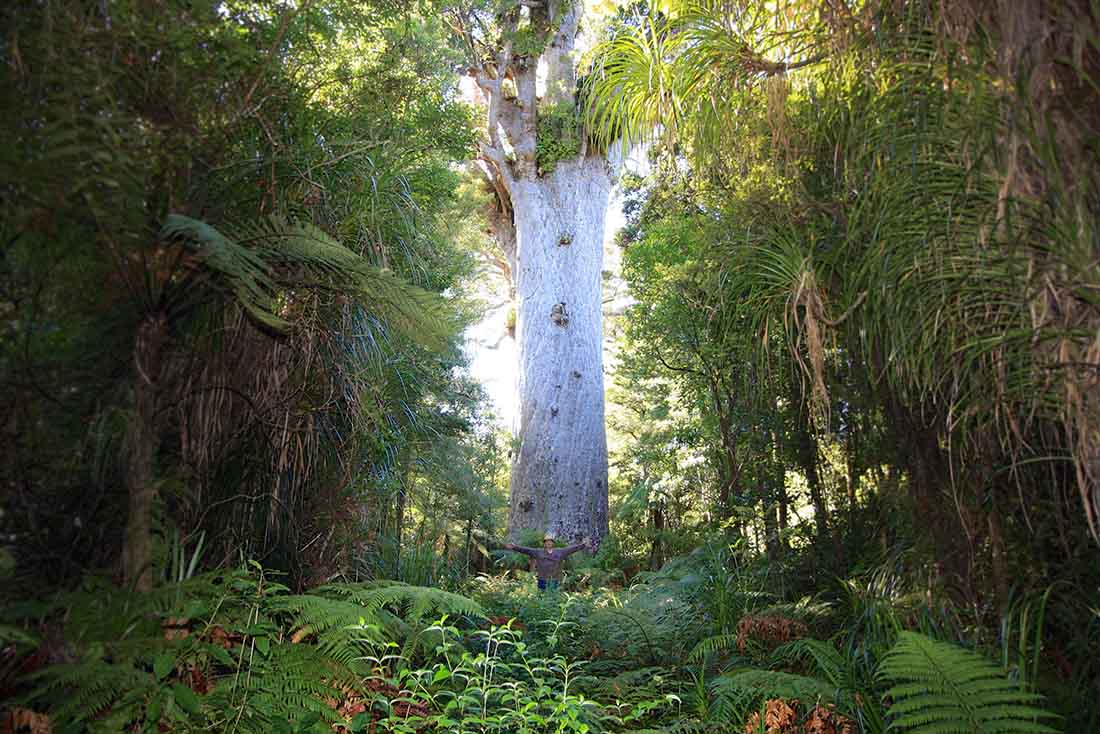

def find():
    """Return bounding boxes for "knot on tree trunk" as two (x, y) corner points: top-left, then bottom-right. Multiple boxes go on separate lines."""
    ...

(550, 302), (569, 327)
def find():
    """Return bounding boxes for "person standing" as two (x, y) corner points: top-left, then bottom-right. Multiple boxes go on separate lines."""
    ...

(505, 533), (590, 591)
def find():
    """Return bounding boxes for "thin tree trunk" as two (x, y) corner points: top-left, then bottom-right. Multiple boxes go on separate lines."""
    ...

(465, 519), (473, 577)
(123, 313), (167, 592)
(762, 482), (779, 560)
(394, 481), (406, 560)
(772, 424), (788, 556)
(649, 503), (665, 570)
(794, 411), (830, 547)
(776, 436), (789, 532)
(987, 492), (1010, 616)
(711, 379), (741, 519)
(846, 421), (861, 521)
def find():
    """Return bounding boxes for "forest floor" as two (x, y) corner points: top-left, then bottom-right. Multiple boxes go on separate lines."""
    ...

(0, 544), (1080, 734)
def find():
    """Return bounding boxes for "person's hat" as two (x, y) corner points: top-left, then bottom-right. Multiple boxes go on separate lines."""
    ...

(543, 532), (555, 542)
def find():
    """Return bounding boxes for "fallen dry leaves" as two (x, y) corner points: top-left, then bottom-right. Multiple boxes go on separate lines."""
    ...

(0, 708), (51, 734)
(736, 615), (809, 653)
(744, 699), (855, 734)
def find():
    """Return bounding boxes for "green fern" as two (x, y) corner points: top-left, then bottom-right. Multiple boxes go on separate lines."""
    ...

(687, 633), (740, 662)
(315, 581), (486, 623)
(24, 661), (153, 727)
(161, 214), (448, 348)
(707, 668), (839, 725)
(774, 638), (885, 733)
(202, 643), (355, 734)
(879, 632), (1059, 733)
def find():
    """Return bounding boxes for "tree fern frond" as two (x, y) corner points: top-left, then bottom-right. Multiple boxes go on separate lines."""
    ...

(878, 632), (1059, 733)
(161, 214), (285, 329)
(160, 214), (449, 349)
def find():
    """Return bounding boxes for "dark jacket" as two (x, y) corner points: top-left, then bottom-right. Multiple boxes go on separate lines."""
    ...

(511, 543), (586, 580)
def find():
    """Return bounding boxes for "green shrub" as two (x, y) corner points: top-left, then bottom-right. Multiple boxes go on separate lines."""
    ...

(536, 102), (583, 175)
(8, 564), (487, 733)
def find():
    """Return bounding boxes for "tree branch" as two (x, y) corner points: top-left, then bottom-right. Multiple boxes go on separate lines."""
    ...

(652, 345), (705, 377)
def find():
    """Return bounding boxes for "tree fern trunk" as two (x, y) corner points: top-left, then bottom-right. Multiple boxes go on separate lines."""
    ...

(123, 313), (166, 592)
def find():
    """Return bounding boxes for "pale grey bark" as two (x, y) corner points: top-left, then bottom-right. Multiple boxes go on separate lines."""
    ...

(452, 0), (611, 545)
(508, 157), (610, 542)
(542, 4), (579, 105)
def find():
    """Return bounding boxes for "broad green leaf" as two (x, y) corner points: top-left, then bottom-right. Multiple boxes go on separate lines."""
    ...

(172, 683), (201, 715)
(153, 653), (173, 681)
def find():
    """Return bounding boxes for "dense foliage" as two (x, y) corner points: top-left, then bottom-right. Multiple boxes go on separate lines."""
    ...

(584, 0), (1100, 729)
(0, 0), (502, 591)
(2, 0), (1098, 733)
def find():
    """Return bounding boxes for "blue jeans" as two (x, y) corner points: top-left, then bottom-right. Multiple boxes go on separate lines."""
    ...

(537, 578), (559, 592)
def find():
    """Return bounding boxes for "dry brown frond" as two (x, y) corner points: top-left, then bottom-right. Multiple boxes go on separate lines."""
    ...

(736, 614), (809, 653)
(787, 268), (831, 427)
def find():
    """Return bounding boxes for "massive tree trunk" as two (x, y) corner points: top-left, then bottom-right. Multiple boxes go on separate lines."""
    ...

(455, 0), (611, 545)
(507, 160), (611, 542)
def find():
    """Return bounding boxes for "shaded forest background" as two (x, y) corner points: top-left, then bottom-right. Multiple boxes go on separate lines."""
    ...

(2, 0), (1099, 732)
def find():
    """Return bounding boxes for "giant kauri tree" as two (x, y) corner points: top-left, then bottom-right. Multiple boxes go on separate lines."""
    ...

(448, 0), (611, 545)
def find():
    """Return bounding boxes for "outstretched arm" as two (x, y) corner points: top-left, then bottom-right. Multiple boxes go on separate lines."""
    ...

(504, 543), (539, 558)
(559, 539), (590, 558)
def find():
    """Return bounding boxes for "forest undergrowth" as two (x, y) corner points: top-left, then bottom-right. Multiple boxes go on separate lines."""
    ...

(1, 539), (1085, 734)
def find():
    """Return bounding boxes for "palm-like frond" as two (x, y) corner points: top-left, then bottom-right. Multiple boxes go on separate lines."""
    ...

(585, 0), (828, 154)
(878, 632), (1059, 734)
(161, 214), (448, 348)
(584, 12), (683, 151)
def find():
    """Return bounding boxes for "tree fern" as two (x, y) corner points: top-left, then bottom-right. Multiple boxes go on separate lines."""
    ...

(878, 631), (1059, 733)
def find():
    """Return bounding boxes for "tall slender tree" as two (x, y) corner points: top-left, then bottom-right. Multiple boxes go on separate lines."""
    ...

(448, 0), (611, 544)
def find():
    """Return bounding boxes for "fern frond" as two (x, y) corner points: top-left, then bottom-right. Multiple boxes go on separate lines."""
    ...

(711, 668), (839, 705)
(316, 581), (486, 623)
(160, 214), (449, 348)
(773, 638), (849, 687)
(274, 594), (382, 636)
(24, 660), (153, 723)
(879, 632), (1059, 733)
(687, 633), (739, 662)
(161, 214), (285, 329)
(236, 216), (449, 346)
(204, 642), (356, 730)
